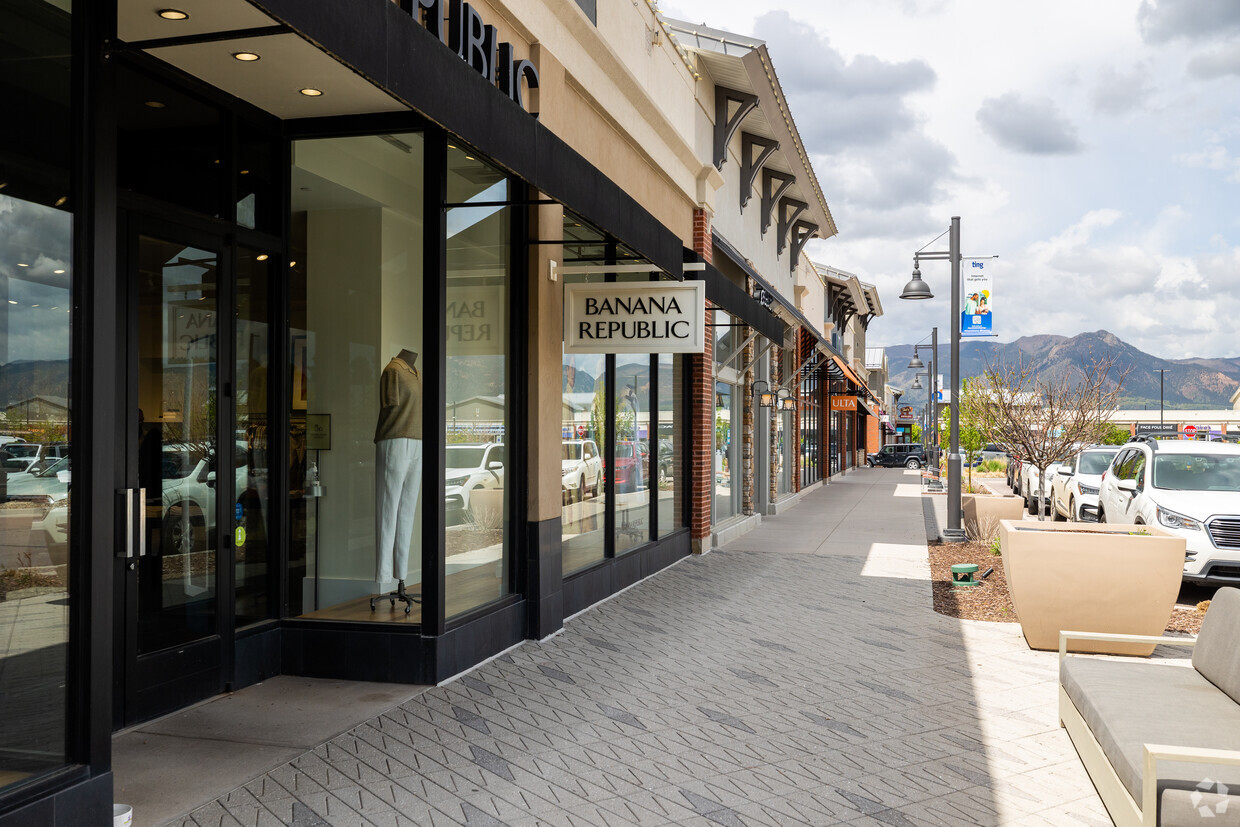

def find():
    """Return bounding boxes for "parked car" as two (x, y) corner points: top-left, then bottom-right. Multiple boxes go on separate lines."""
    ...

(4, 456), (70, 504)
(866, 443), (927, 469)
(1020, 457), (1068, 515)
(160, 441), (250, 555)
(607, 441), (643, 493)
(656, 439), (674, 484)
(445, 442), (505, 524)
(976, 443), (1009, 462)
(1050, 445), (1120, 522)
(1096, 437), (1240, 585)
(561, 439), (602, 503)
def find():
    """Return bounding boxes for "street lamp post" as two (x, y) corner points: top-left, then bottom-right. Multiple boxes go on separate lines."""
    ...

(901, 216), (964, 539)
(908, 327), (939, 468)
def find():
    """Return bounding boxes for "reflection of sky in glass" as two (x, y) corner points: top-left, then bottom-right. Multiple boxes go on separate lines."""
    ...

(0, 194), (72, 365)
(446, 181), (507, 238)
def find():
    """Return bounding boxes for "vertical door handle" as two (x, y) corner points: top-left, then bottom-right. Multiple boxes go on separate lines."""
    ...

(136, 488), (147, 557)
(118, 488), (134, 558)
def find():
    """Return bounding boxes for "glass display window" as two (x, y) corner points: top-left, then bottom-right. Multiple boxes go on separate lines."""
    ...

(288, 131), (427, 623)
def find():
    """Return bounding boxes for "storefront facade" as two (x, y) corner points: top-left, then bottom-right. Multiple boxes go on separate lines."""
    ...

(0, 0), (719, 820)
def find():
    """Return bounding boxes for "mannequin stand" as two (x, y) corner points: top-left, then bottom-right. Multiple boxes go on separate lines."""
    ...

(370, 579), (420, 615)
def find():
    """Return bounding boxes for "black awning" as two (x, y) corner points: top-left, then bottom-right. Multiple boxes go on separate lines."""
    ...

(690, 262), (786, 344)
(254, 0), (684, 277)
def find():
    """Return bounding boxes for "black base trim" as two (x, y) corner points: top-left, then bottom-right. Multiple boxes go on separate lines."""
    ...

(563, 531), (690, 617)
(0, 770), (111, 827)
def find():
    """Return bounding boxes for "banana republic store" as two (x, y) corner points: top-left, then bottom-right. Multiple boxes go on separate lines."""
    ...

(0, 0), (694, 821)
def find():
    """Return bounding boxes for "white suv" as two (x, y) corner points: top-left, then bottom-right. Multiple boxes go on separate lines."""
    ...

(1051, 445), (1120, 522)
(561, 439), (603, 502)
(1097, 437), (1240, 585)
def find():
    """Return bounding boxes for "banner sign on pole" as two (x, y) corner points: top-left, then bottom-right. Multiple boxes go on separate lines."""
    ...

(961, 259), (993, 338)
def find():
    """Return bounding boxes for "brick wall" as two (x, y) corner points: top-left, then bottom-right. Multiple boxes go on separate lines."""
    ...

(689, 208), (713, 552)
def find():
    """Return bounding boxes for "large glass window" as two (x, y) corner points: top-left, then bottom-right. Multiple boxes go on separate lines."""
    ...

(235, 249), (272, 625)
(0, 0), (73, 791)
(288, 132), (426, 623)
(614, 352), (650, 554)
(444, 145), (511, 618)
(714, 381), (739, 521)
(561, 348), (606, 574)
(656, 353), (682, 536)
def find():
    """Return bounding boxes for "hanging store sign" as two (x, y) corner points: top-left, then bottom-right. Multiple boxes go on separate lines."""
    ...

(404, 0), (540, 113)
(564, 282), (705, 354)
(830, 396), (858, 412)
(961, 259), (993, 338)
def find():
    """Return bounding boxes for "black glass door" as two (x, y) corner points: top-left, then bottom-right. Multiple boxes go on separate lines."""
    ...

(116, 219), (231, 726)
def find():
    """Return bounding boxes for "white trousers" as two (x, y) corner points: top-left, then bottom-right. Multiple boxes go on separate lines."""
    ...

(375, 438), (422, 583)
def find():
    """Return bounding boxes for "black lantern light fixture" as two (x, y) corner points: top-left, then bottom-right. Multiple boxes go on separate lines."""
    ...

(777, 389), (797, 411)
(752, 380), (776, 408)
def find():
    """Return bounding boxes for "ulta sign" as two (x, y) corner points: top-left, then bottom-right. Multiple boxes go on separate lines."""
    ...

(402, 0), (540, 112)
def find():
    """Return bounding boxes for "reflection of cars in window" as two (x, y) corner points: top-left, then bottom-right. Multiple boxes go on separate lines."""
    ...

(5, 456), (71, 504)
(561, 439), (602, 503)
(159, 441), (250, 556)
(608, 441), (644, 493)
(445, 443), (504, 525)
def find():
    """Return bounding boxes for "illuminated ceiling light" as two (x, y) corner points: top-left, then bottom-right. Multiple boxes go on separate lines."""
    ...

(289, 260), (297, 267)
(465, 155), (476, 161)
(144, 100), (166, 109)
(256, 254), (269, 261)
(299, 87), (323, 97)
(233, 51), (261, 62)
(31, 304), (38, 308)
(16, 262), (28, 267)
(55, 196), (67, 206)
(50, 306), (58, 310)
(53, 269), (65, 274)
(157, 9), (189, 20)
(239, 169), (250, 175)
(7, 300), (15, 305)
(0, 182), (7, 189)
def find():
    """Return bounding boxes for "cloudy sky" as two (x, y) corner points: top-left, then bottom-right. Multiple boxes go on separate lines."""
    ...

(662, 0), (1240, 359)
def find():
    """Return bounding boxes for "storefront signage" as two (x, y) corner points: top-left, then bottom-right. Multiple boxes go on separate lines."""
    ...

(899, 406), (913, 419)
(405, 0), (540, 112)
(830, 396), (858, 412)
(1135, 423), (1178, 437)
(961, 259), (993, 338)
(448, 285), (506, 356)
(564, 282), (705, 354)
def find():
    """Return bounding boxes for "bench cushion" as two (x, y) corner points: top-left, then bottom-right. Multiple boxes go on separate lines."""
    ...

(1194, 587), (1240, 705)
(1061, 657), (1240, 823)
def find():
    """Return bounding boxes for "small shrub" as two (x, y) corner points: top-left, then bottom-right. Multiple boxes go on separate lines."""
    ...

(989, 536), (1002, 556)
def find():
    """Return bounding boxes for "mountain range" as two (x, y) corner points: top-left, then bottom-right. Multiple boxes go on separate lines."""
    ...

(884, 330), (1240, 411)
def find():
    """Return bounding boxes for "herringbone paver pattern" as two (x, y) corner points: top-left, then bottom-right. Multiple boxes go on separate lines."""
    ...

(178, 470), (1114, 826)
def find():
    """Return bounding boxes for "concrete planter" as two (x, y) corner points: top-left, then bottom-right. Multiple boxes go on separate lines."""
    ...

(961, 493), (1026, 540)
(998, 519), (1186, 655)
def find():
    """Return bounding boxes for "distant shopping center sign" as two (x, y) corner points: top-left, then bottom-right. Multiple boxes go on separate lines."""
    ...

(564, 281), (705, 354)
(1135, 423), (1178, 437)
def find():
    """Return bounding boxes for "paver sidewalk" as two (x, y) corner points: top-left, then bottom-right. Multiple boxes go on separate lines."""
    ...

(176, 469), (1122, 826)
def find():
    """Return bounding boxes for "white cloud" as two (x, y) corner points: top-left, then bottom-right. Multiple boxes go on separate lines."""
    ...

(1137, 0), (1240, 44)
(976, 93), (1085, 155)
(1188, 48), (1240, 79)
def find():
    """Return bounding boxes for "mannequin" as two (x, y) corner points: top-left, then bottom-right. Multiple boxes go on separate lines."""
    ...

(371, 348), (422, 614)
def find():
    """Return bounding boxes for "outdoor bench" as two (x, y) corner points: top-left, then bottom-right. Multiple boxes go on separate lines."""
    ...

(1058, 587), (1240, 826)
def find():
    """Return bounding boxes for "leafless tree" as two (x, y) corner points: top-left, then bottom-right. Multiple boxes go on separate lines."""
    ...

(960, 352), (1128, 520)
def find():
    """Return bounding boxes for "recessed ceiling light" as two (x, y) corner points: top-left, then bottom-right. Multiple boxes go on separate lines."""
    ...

(16, 263), (28, 267)
(55, 196), (67, 206)
(7, 300), (15, 305)
(233, 52), (261, 62)
(32, 304), (38, 308)
(289, 261), (297, 267)
(144, 100), (166, 109)
(256, 254), (269, 261)
(299, 87), (323, 97)
(157, 9), (189, 20)
(0, 182), (7, 190)
(239, 169), (250, 175)
(53, 269), (65, 274)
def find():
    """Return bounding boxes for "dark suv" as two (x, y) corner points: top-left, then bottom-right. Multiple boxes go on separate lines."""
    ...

(867, 443), (928, 469)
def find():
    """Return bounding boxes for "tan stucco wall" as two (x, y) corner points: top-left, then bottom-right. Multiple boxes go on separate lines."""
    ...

(469, 0), (702, 244)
